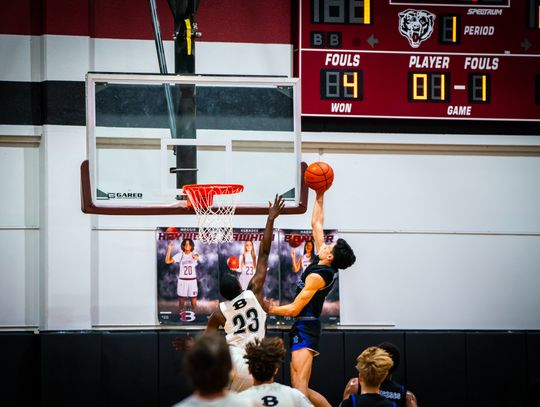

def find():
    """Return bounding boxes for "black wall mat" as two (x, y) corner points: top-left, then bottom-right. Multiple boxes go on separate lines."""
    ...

(158, 331), (200, 407)
(0, 332), (39, 406)
(343, 330), (406, 388)
(310, 330), (345, 407)
(282, 329), (344, 405)
(406, 331), (467, 407)
(40, 331), (101, 407)
(466, 331), (527, 407)
(2, 329), (539, 407)
(525, 331), (540, 406)
(101, 331), (158, 407)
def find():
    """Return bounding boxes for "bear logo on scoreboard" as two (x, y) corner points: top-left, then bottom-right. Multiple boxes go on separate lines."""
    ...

(398, 9), (435, 49)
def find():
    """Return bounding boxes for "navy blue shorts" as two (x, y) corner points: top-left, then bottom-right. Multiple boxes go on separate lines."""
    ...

(289, 318), (321, 355)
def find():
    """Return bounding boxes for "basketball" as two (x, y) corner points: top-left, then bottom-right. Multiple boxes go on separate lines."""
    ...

(165, 227), (179, 239)
(304, 162), (334, 192)
(288, 235), (303, 248)
(227, 255), (239, 270)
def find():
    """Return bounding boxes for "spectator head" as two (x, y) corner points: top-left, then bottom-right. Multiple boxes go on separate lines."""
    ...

(185, 333), (232, 395)
(377, 342), (400, 374)
(356, 346), (394, 388)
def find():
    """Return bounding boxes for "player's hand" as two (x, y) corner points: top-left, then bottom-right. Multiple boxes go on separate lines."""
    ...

(193, 252), (200, 261)
(343, 377), (359, 400)
(167, 241), (174, 250)
(268, 194), (285, 220)
(172, 334), (194, 352)
(264, 298), (278, 314)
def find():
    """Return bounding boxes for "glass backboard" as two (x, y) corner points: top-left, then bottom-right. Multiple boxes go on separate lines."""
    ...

(82, 73), (307, 215)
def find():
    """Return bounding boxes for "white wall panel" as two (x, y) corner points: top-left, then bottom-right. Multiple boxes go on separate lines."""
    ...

(0, 35), (33, 81)
(0, 146), (39, 227)
(196, 42), (292, 76)
(93, 38), (174, 74)
(321, 153), (540, 233)
(340, 233), (540, 329)
(93, 230), (157, 326)
(40, 126), (92, 330)
(0, 230), (39, 327)
(0, 36), (290, 81)
(43, 35), (90, 81)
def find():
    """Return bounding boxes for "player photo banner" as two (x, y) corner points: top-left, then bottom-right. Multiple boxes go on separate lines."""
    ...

(156, 227), (220, 324)
(218, 228), (281, 325)
(279, 229), (340, 325)
(157, 227), (340, 326)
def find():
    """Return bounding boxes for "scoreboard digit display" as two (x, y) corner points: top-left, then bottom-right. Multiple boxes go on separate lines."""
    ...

(299, 0), (540, 120)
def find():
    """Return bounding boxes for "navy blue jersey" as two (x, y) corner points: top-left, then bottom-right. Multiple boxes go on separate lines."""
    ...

(295, 256), (337, 318)
(342, 393), (396, 407)
(358, 379), (406, 407)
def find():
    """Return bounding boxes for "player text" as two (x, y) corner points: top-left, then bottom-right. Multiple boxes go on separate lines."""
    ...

(409, 56), (450, 69)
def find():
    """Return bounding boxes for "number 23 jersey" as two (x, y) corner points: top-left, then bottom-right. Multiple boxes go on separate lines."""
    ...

(220, 290), (266, 348)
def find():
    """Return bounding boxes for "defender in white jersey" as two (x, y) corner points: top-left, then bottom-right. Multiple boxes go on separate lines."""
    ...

(166, 238), (201, 313)
(206, 194), (285, 392)
(238, 337), (313, 407)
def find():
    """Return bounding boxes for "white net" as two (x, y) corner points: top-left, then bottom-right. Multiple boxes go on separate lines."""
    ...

(183, 184), (243, 244)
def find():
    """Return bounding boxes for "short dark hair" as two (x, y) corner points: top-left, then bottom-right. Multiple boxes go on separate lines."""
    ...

(378, 342), (400, 374)
(220, 274), (242, 300)
(244, 337), (285, 382)
(181, 238), (195, 251)
(185, 333), (232, 394)
(331, 238), (356, 270)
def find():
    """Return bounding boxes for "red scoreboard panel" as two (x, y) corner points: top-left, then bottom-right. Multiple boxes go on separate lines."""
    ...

(299, 0), (540, 120)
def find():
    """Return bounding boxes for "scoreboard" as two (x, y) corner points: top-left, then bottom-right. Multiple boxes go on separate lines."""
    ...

(299, 0), (540, 120)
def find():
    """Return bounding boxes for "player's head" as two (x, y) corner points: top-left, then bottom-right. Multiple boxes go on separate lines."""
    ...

(378, 342), (400, 374)
(185, 333), (232, 395)
(304, 240), (314, 255)
(330, 238), (356, 270)
(181, 238), (194, 253)
(244, 337), (286, 382)
(355, 346), (394, 388)
(244, 240), (254, 253)
(220, 274), (242, 300)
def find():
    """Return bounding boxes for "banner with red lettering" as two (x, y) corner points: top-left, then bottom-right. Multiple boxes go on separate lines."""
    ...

(156, 227), (220, 324)
(157, 227), (340, 326)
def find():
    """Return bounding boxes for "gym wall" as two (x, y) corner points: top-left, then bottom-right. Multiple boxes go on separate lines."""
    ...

(0, 1), (539, 406)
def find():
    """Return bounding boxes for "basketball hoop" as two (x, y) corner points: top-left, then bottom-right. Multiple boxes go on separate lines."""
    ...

(182, 184), (244, 244)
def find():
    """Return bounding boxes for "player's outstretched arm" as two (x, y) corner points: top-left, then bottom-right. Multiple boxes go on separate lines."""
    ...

(205, 308), (226, 334)
(291, 250), (302, 273)
(165, 242), (175, 264)
(311, 190), (325, 252)
(248, 194), (285, 297)
(269, 273), (325, 317)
